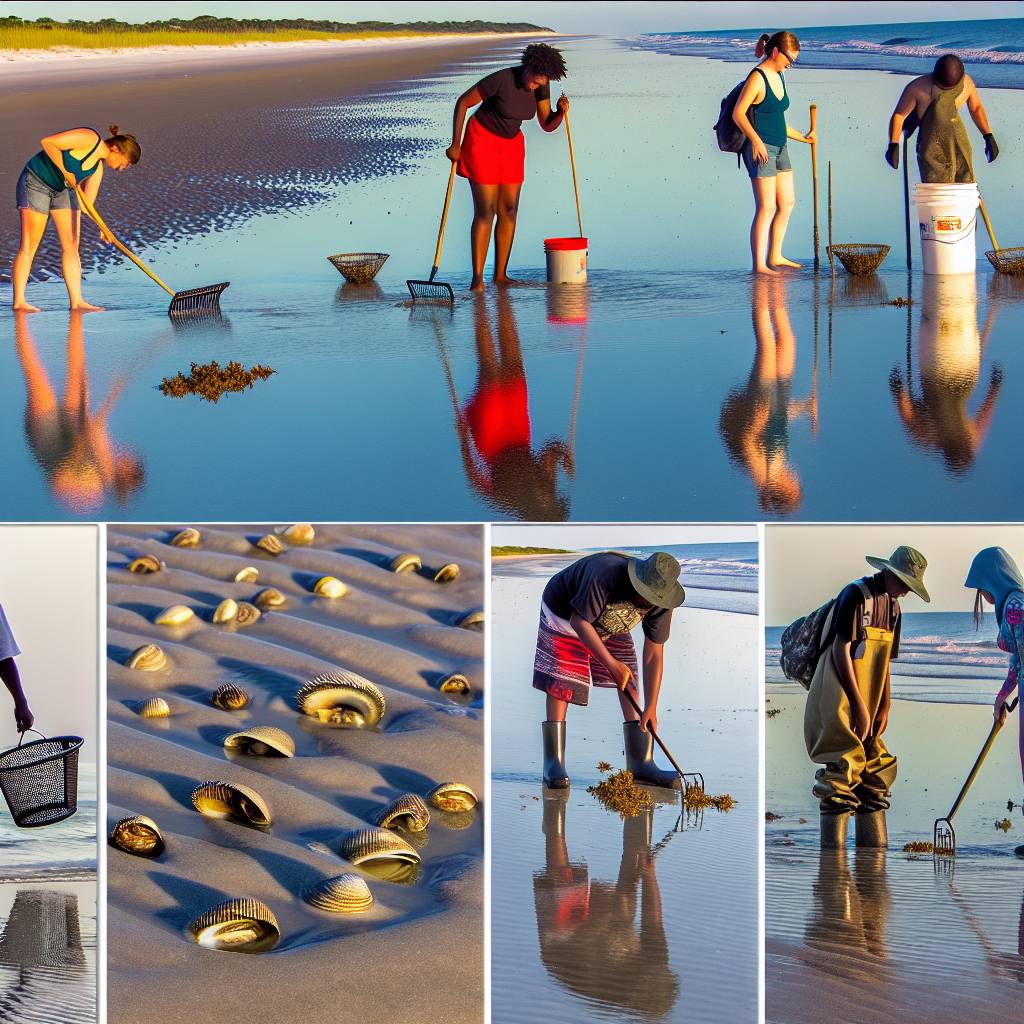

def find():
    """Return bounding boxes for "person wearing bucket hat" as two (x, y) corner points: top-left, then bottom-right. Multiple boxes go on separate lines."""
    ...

(532, 551), (686, 790)
(0, 602), (34, 734)
(804, 546), (929, 849)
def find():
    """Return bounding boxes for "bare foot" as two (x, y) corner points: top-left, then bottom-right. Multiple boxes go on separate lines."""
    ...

(768, 257), (802, 269)
(469, 276), (486, 292)
(12, 301), (42, 312)
(69, 300), (105, 312)
(753, 265), (777, 275)
(493, 274), (519, 286)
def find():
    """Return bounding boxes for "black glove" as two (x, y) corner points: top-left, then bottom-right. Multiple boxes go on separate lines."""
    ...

(984, 133), (999, 162)
(885, 142), (900, 169)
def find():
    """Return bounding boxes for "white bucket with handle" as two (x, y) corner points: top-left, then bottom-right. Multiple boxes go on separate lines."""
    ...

(915, 182), (980, 275)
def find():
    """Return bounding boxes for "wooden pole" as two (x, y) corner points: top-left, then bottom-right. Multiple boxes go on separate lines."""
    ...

(810, 103), (819, 270)
(903, 135), (911, 270)
(827, 161), (835, 278)
(565, 113), (584, 238)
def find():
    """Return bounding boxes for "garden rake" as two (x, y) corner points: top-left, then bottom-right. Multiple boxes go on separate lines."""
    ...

(407, 162), (456, 302)
(620, 687), (704, 793)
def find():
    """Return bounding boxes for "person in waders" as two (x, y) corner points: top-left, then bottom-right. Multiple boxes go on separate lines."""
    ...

(885, 54), (998, 182)
(533, 551), (686, 790)
(0, 602), (34, 734)
(964, 547), (1024, 856)
(804, 547), (930, 848)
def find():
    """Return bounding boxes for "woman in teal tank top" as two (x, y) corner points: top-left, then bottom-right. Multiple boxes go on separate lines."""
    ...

(14, 125), (140, 313)
(732, 32), (816, 274)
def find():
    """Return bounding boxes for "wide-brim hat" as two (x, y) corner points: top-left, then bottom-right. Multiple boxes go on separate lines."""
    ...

(866, 546), (930, 603)
(627, 552), (686, 610)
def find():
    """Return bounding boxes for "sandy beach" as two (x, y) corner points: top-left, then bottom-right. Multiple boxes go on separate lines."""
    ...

(106, 523), (483, 1024)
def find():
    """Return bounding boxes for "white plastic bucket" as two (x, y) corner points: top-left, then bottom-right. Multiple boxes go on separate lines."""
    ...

(545, 237), (588, 284)
(915, 183), (979, 275)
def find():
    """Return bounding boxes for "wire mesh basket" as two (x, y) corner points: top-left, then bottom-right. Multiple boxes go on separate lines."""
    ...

(986, 247), (1024, 276)
(827, 244), (890, 275)
(327, 252), (389, 284)
(0, 731), (83, 828)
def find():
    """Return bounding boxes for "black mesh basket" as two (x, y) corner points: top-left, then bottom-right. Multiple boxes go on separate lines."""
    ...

(0, 731), (83, 828)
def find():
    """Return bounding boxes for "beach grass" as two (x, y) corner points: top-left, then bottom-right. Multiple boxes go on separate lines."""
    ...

(491, 546), (573, 556)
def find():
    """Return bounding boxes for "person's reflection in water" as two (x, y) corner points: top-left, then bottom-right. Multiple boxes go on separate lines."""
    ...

(457, 292), (573, 520)
(719, 275), (815, 516)
(533, 792), (680, 1020)
(889, 274), (1001, 474)
(15, 310), (145, 514)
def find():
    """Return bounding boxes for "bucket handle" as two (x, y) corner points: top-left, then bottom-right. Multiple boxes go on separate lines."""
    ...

(17, 729), (47, 747)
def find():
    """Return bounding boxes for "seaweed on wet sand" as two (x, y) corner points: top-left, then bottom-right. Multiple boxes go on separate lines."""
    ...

(997, 818), (1013, 832)
(903, 841), (933, 853)
(885, 296), (914, 307)
(765, 812), (783, 822)
(684, 784), (734, 812)
(597, 761), (612, 773)
(766, 708), (781, 718)
(587, 769), (654, 819)
(159, 360), (277, 403)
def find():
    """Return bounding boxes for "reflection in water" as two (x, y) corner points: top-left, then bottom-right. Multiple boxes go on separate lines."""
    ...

(533, 792), (681, 1021)
(719, 276), (817, 516)
(889, 274), (1001, 474)
(14, 312), (145, 514)
(335, 282), (385, 304)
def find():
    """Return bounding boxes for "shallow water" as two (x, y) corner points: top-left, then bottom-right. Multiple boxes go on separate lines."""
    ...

(1, 38), (1021, 521)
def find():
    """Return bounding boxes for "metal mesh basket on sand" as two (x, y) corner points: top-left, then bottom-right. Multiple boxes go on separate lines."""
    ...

(827, 244), (890, 275)
(0, 733), (82, 828)
(327, 253), (389, 284)
(986, 247), (1024, 277)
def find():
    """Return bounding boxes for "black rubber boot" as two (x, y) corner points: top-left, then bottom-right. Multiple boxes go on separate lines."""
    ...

(542, 720), (570, 789)
(623, 721), (681, 790)
(855, 809), (888, 848)
(820, 810), (851, 849)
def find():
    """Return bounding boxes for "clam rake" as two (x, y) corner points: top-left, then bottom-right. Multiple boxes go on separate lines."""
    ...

(620, 687), (704, 793)
(75, 185), (228, 316)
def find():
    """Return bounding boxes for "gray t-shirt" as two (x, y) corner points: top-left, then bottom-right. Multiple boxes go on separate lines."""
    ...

(0, 604), (21, 661)
(474, 66), (551, 139)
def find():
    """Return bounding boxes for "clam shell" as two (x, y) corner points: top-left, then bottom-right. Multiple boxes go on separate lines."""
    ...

(110, 815), (164, 857)
(127, 555), (162, 574)
(234, 566), (260, 583)
(438, 673), (470, 696)
(253, 588), (287, 610)
(127, 645), (167, 672)
(255, 534), (285, 556)
(455, 609), (485, 632)
(137, 697), (170, 718)
(276, 523), (315, 546)
(296, 672), (385, 728)
(433, 563), (460, 583)
(223, 726), (295, 757)
(313, 576), (347, 599)
(156, 604), (194, 626)
(213, 598), (239, 623)
(171, 528), (200, 548)
(371, 793), (430, 832)
(192, 781), (272, 827)
(211, 683), (250, 711)
(426, 782), (478, 813)
(340, 828), (420, 881)
(389, 553), (421, 574)
(234, 602), (261, 627)
(186, 897), (280, 953)
(304, 873), (373, 914)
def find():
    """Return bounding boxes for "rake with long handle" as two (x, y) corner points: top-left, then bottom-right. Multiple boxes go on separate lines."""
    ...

(407, 162), (457, 302)
(809, 104), (819, 269)
(619, 685), (704, 792)
(74, 185), (228, 316)
(934, 695), (1018, 855)
(565, 112), (584, 238)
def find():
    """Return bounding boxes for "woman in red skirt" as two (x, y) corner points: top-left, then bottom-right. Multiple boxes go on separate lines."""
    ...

(447, 43), (569, 291)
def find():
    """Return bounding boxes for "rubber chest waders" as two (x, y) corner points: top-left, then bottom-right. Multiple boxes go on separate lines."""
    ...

(918, 79), (975, 184)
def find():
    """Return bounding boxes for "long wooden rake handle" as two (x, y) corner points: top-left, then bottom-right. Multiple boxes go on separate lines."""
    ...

(809, 104), (819, 268)
(429, 163), (457, 282)
(978, 194), (1000, 252)
(565, 112), (583, 237)
(943, 696), (1018, 823)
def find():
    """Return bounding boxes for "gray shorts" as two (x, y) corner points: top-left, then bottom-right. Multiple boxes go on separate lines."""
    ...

(743, 141), (792, 179)
(16, 166), (79, 214)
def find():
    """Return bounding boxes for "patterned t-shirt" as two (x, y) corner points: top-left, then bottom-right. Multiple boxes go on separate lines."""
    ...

(0, 603), (21, 661)
(998, 593), (1023, 690)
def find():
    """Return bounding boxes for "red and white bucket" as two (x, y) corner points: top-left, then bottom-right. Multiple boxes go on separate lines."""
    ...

(544, 237), (588, 284)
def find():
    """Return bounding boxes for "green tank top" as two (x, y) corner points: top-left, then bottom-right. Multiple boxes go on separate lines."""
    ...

(751, 69), (790, 148)
(25, 128), (102, 191)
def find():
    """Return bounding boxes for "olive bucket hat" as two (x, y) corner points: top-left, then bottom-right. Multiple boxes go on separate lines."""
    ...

(627, 552), (686, 609)
(866, 545), (931, 603)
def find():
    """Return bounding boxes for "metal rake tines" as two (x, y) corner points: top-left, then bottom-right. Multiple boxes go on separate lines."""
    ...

(934, 817), (956, 855)
(169, 282), (230, 315)
(682, 771), (705, 793)
(407, 279), (455, 303)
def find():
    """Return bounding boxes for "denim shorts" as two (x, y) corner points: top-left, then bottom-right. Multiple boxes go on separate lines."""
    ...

(743, 141), (792, 178)
(16, 166), (78, 214)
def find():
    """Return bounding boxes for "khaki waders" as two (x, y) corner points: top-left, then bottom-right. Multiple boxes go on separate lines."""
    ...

(917, 79), (975, 184)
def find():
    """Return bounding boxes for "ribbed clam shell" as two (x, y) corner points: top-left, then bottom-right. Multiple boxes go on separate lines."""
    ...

(436, 808), (477, 830)
(253, 588), (287, 610)
(433, 564), (460, 583)
(437, 674), (470, 695)
(426, 782), (478, 813)
(223, 726), (295, 757)
(296, 672), (385, 728)
(304, 874), (373, 914)
(127, 555), (162, 573)
(234, 602), (261, 627)
(192, 781), (272, 827)
(137, 697), (170, 718)
(186, 897), (280, 953)
(275, 523), (315, 546)
(128, 644), (167, 672)
(313, 576), (347, 598)
(213, 598), (238, 623)
(110, 815), (164, 857)
(389, 553), (421, 573)
(234, 566), (260, 583)
(371, 793), (430, 832)
(456, 610), (485, 632)
(156, 604), (194, 626)
(255, 534), (285, 555)
(171, 528), (200, 548)
(340, 828), (420, 867)
(211, 683), (250, 711)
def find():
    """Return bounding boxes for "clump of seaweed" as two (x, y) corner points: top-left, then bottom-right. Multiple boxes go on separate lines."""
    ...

(587, 769), (654, 819)
(903, 841), (933, 853)
(159, 360), (277, 403)
(765, 812), (783, 822)
(684, 784), (734, 812)
(597, 761), (612, 773)
(885, 296), (914, 307)
(996, 818), (1014, 832)
(766, 708), (781, 719)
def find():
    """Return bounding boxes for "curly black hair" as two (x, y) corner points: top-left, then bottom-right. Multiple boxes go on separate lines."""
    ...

(521, 42), (566, 81)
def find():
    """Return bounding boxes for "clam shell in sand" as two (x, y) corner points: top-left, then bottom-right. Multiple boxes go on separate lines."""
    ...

(275, 523), (315, 546)
(211, 682), (250, 710)
(296, 672), (385, 728)
(191, 781), (272, 827)
(234, 602), (261, 627)
(255, 534), (285, 556)
(340, 828), (420, 882)
(136, 697), (170, 718)
(156, 605), (195, 627)
(455, 610), (484, 632)
(433, 563), (460, 582)
(426, 782), (478, 813)
(127, 554), (162, 573)
(127, 644), (167, 672)
(234, 566), (260, 583)
(303, 873), (373, 913)
(313, 576), (347, 598)
(110, 815), (165, 857)
(437, 673), (471, 696)
(186, 897), (280, 953)
(170, 528), (200, 548)
(253, 588), (287, 610)
(371, 793), (430, 832)
(213, 598), (238, 623)
(223, 726), (295, 757)
(389, 553), (421, 573)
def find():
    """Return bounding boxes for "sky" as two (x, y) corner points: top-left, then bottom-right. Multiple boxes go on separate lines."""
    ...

(492, 523), (755, 550)
(1, 0), (1020, 33)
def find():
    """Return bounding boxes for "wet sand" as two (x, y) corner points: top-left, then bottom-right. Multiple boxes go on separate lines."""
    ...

(106, 523), (483, 1024)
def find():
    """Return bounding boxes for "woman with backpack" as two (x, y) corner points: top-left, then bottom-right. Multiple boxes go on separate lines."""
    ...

(731, 31), (816, 273)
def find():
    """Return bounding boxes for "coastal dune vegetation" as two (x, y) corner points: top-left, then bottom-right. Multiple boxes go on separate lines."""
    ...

(0, 14), (550, 50)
